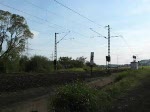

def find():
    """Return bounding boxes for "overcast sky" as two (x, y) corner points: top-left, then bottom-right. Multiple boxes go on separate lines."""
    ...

(1, 0), (150, 65)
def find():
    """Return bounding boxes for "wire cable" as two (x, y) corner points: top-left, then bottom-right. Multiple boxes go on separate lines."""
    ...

(57, 31), (70, 43)
(0, 2), (91, 39)
(89, 28), (107, 39)
(120, 35), (134, 54)
(53, 0), (103, 28)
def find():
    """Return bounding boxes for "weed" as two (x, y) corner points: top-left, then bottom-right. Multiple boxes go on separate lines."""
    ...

(50, 82), (98, 112)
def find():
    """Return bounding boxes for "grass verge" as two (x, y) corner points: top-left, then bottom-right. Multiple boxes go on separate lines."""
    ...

(49, 68), (150, 112)
(97, 68), (150, 111)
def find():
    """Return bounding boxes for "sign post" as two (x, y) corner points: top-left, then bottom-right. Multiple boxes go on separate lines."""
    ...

(90, 52), (94, 76)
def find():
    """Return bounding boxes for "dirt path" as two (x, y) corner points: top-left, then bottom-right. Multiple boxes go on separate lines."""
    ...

(0, 74), (116, 112)
(87, 75), (115, 89)
(3, 71), (150, 112)
(0, 87), (55, 112)
(1, 95), (50, 112)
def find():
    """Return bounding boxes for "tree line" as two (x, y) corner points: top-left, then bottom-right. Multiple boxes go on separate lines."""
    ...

(0, 55), (97, 73)
(0, 10), (97, 73)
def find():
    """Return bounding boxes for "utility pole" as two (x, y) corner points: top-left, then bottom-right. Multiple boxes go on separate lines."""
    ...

(105, 25), (111, 70)
(108, 25), (110, 58)
(54, 33), (59, 71)
(53, 31), (70, 71)
(90, 26), (119, 73)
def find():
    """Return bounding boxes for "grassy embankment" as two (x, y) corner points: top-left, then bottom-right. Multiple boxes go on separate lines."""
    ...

(98, 68), (150, 111)
(50, 68), (150, 112)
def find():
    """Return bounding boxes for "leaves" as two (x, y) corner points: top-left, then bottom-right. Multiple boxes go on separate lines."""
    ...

(0, 10), (33, 59)
(51, 82), (98, 112)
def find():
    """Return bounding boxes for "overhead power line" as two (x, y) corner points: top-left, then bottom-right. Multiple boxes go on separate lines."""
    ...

(57, 31), (70, 44)
(89, 28), (107, 39)
(110, 29), (134, 54)
(24, 0), (99, 37)
(24, 0), (91, 29)
(0, 2), (48, 22)
(53, 0), (102, 27)
(120, 35), (134, 54)
(0, 2), (68, 30)
(0, 2), (91, 39)
(24, 0), (58, 16)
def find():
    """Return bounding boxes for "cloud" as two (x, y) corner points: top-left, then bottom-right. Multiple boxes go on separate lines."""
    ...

(130, 0), (150, 15)
(31, 30), (39, 38)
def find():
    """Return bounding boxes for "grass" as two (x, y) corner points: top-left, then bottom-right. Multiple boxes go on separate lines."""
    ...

(108, 67), (150, 112)
(97, 68), (150, 111)
(57, 68), (86, 72)
(49, 68), (150, 112)
(57, 67), (103, 72)
(50, 82), (98, 112)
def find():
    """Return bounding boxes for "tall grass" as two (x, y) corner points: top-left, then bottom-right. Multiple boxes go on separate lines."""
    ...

(97, 68), (150, 111)
(50, 82), (99, 112)
(49, 68), (150, 112)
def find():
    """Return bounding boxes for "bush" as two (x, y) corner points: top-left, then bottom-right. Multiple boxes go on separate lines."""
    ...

(26, 55), (52, 73)
(51, 82), (98, 112)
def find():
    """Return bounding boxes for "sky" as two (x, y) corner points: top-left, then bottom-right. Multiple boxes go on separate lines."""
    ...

(1, 0), (150, 65)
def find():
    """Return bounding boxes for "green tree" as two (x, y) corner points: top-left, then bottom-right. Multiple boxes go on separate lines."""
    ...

(76, 56), (86, 63)
(59, 57), (73, 68)
(19, 55), (29, 72)
(76, 56), (87, 67)
(26, 55), (51, 73)
(85, 61), (97, 67)
(0, 47), (21, 73)
(5, 52), (20, 73)
(58, 56), (87, 69)
(0, 10), (33, 59)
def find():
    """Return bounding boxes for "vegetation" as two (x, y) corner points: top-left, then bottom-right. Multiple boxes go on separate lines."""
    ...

(50, 82), (98, 112)
(0, 10), (33, 72)
(25, 55), (53, 73)
(0, 11), (96, 73)
(58, 56), (90, 69)
(2, 9), (149, 112)
(0, 10), (33, 58)
(0, 53), (98, 73)
(50, 68), (150, 112)
(95, 69), (150, 111)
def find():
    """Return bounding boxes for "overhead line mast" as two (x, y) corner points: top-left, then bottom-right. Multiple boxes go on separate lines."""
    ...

(54, 31), (70, 71)
(54, 33), (58, 71)
(105, 25), (111, 70)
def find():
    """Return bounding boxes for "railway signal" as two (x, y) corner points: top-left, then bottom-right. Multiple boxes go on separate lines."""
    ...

(90, 52), (94, 76)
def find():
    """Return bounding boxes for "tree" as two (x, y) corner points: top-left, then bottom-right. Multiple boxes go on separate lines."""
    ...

(19, 55), (29, 72)
(26, 55), (51, 72)
(58, 56), (88, 69)
(85, 61), (97, 67)
(76, 56), (87, 67)
(0, 10), (33, 59)
(0, 47), (21, 73)
(59, 57), (73, 68)
(76, 56), (86, 64)
(5, 51), (20, 72)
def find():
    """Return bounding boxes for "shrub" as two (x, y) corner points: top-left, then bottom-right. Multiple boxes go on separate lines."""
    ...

(51, 82), (98, 112)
